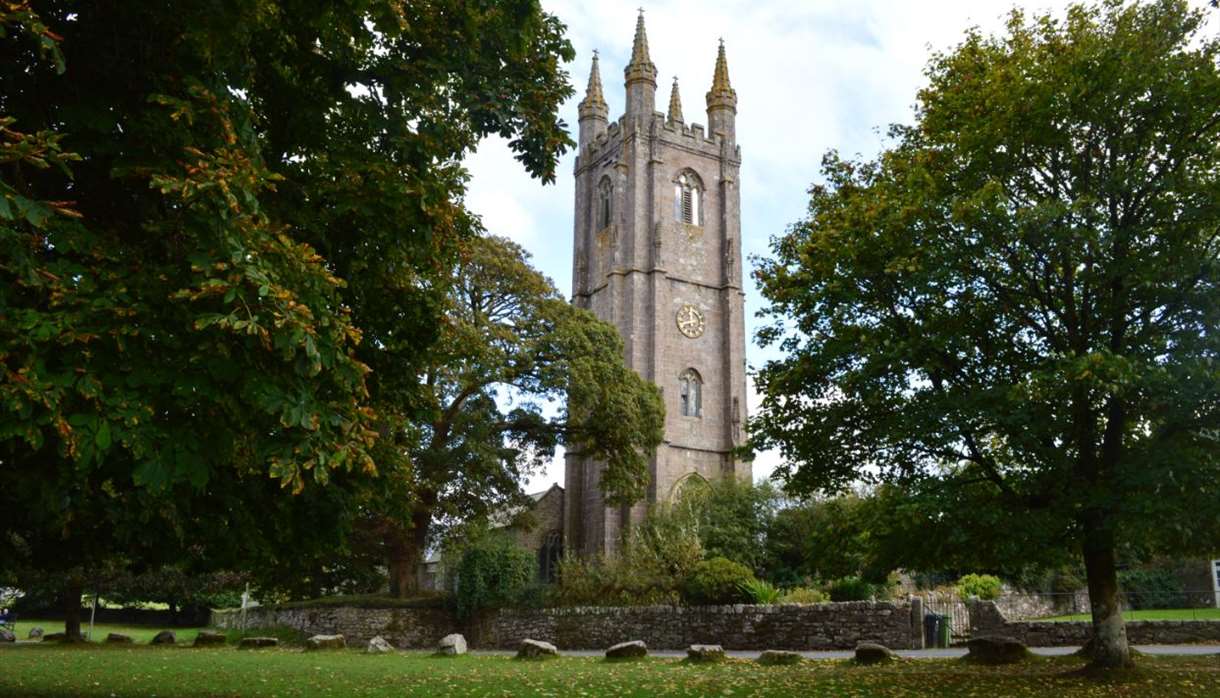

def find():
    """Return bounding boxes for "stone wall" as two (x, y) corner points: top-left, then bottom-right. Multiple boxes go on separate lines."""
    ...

(212, 606), (454, 648)
(969, 600), (1220, 646)
(214, 601), (921, 651)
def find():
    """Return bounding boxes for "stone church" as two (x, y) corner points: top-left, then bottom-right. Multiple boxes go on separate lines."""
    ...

(559, 12), (751, 558)
(470, 13), (749, 581)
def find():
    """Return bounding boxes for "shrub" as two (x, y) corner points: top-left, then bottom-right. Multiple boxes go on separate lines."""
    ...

(778, 586), (827, 604)
(551, 504), (703, 607)
(956, 574), (1003, 601)
(826, 576), (875, 602)
(1119, 568), (1186, 609)
(451, 534), (533, 619)
(740, 578), (782, 605)
(684, 557), (755, 605)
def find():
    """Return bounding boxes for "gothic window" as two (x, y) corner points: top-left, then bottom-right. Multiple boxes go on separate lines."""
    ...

(679, 368), (703, 417)
(673, 171), (702, 226)
(598, 177), (613, 229)
(538, 530), (563, 583)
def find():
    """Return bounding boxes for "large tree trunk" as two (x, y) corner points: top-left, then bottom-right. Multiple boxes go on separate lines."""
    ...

(385, 510), (431, 598)
(61, 578), (83, 641)
(1081, 515), (1132, 668)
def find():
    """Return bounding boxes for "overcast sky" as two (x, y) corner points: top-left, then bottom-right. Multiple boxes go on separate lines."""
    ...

(464, 0), (1214, 493)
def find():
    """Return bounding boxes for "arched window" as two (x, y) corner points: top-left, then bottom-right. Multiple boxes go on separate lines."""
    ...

(598, 177), (613, 229)
(538, 530), (563, 583)
(679, 368), (703, 417)
(673, 171), (703, 226)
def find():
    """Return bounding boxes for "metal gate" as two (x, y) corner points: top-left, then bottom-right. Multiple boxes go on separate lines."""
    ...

(922, 595), (971, 646)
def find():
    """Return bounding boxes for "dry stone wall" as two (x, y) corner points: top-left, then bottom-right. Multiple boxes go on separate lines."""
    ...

(969, 600), (1220, 646)
(212, 606), (453, 649)
(214, 601), (921, 651)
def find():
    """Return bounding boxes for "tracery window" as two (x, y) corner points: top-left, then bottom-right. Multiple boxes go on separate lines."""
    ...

(679, 368), (703, 417)
(673, 171), (702, 226)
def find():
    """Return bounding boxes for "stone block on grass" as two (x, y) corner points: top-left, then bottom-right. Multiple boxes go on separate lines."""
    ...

(605, 640), (647, 660)
(238, 636), (279, 649)
(305, 634), (346, 650)
(758, 650), (802, 666)
(105, 633), (133, 644)
(436, 633), (467, 656)
(193, 631), (226, 647)
(150, 631), (176, 645)
(686, 644), (726, 663)
(966, 636), (1030, 665)
(43, 632), (66, 642)
(516, 638), (559, 659)
(27, 627), (43, 640)
(367, 636), (393, 654)
(854, 643), (897, 665)
(0, 629), (14, 643)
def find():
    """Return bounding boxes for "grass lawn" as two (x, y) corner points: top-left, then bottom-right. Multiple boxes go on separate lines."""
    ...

(1042, 608), (1220, 622)
(11, 618), (207, 644)
(1, 646), (1219, 697)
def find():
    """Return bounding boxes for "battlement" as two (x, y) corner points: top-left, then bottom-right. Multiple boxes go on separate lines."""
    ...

(579, 112), (733, 169)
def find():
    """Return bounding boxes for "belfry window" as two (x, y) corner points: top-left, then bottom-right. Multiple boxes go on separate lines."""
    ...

(673, 172), (702, 226)
(598, 177), (613, 229)
(679, 368), (703, 417)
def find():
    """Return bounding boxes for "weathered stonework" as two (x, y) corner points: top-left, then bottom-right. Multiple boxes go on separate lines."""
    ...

(214, 601), (919, 651)
(969, 599), (1220, 646)
(566, 13), (750, 558)
(212, 606), (455, 649)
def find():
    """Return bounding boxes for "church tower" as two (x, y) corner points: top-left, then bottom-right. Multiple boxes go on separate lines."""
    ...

(565, 12), (750, 557)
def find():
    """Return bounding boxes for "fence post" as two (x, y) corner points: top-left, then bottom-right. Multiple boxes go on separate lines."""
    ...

(909, 596), (924, 649)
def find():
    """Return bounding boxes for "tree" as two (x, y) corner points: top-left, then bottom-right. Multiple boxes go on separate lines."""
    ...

(371, 234), (665, 595)
(752, 0), (1220, 669)
(0, 0), (577, 632)
(762, 494), (880, 585)
(677, 478), (779, 573)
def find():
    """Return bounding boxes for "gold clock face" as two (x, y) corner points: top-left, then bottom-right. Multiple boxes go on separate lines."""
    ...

(676, 304), (706, 339)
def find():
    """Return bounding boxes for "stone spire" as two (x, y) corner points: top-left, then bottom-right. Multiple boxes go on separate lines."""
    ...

(706, 39), (737, 144)
(624, 9), (657, 116)
(667, 77), (683, 123)
(705, 39), (737, 113)
(578, 50), (609, 122)
(577, 51), (609, 149)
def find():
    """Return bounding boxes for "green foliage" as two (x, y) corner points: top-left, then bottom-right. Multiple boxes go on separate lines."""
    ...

(368, 233), (664, 595)
(739, 578), (782, 605)
(451, 534), (533, 619)
(956, 574), (1003, 601)
(826, 576), (876, 602)
(552, 507), (703, 607)
(751, 0), (1220, 665)
(762, 494), (887, 584)
(680, 478), (779, 572)
(1118, 568), (1186, 610)
(0, 0), (583, 614)
(684, 557), (756, 606)
(779, 587), (828, 604)
(99, 567), (248, 612)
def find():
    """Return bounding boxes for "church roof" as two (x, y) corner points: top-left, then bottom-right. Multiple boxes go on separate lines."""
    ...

(488, 483), (563, 529)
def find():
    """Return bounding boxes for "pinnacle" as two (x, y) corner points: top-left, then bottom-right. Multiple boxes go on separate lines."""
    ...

(630, 9), (650, 68)
(624, 8), (657, 85)
(578, 50), (608, 121)
(667, 77), (684, 123)
(706, 39), (737, 111)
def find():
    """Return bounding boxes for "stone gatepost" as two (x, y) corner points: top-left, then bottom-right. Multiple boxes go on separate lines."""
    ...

(909, 596), (924, 649)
